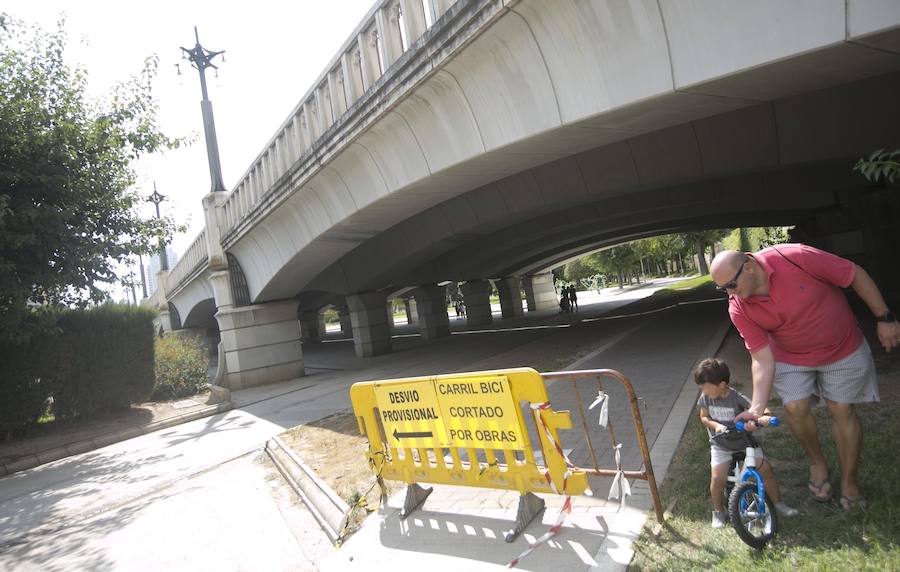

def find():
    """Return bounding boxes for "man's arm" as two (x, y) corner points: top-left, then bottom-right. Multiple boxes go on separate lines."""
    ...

(850, 265), (900, 352)
(736, 345), (775, 423)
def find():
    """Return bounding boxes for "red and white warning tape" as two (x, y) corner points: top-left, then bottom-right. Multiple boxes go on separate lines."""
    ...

(506, 496), (572, 569)
(506, 402), (591, 569)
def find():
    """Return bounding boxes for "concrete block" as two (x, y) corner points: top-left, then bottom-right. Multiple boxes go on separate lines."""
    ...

(225, 340), (303, 373)
(220, 319), (302, 350)
(225, 360), (305, 390)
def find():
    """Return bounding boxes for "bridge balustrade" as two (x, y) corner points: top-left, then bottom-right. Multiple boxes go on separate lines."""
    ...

(217, 0), (458, 238)
(167, 227), (209, 296)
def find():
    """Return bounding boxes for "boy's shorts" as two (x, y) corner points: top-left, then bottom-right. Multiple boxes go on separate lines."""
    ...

(774, 341), (879, 405)
(710, 445), (764, 467)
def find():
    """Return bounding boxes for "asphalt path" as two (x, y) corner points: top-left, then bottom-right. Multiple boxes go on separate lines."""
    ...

(0, 280), (727, 570)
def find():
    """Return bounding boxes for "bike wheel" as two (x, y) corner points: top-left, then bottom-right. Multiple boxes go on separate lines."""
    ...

(728, 481), (777, 549)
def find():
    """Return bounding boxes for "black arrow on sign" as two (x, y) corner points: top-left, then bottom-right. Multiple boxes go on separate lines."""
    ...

(393, 428), (433, 440)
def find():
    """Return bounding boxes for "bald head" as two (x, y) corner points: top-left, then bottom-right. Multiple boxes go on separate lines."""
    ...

(710, 250), (747, 277)
(710, 250), (759, 296)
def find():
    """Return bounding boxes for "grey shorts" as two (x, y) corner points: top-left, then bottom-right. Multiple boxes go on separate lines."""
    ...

(774, 341), (880, 405)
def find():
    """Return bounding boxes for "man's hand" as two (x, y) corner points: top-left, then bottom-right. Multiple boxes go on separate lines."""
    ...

(877, 320), (900, 353)
(735, 409), (762, 429)
(736, 415), (771, 432)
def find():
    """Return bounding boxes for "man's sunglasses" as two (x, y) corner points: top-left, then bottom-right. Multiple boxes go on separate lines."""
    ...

(716, 262), (746, 291)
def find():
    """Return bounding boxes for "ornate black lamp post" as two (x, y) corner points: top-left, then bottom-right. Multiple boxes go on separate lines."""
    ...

(146, 183), (169, 271)
(180, 27), (227, 193)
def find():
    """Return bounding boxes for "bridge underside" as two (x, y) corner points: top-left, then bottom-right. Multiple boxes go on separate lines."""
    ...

(217, 1), (900, 309)
(276, 70), (900, 307)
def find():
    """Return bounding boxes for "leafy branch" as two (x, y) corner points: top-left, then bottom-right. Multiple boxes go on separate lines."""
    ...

(854, 148), (900, 184)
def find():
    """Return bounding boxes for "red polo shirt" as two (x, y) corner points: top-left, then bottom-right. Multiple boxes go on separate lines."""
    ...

(728, 244), (862, 366)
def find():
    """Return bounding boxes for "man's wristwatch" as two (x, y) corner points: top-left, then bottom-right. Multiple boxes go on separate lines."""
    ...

(876, 309), (897, 323)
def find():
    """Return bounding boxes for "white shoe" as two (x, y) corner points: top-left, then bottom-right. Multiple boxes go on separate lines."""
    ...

(711, 511), (727, 528)
(775, 502), (799, 517)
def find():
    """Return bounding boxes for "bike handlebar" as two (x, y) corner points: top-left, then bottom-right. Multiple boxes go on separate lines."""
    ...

(735, 416), (779, 432)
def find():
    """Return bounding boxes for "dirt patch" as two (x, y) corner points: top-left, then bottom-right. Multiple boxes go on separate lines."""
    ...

(277, 410), (403, 534)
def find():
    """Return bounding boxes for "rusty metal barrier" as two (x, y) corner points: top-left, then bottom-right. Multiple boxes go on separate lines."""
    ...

(541, 369), (664, 523)
(350, 367), (664, 542)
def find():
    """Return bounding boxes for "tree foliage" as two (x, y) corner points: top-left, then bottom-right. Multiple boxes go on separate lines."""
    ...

(854, 148), (900, 184)
(0, 15), (184, 339)
(682, 229), (731, 275)
(560, 229), (755, 286)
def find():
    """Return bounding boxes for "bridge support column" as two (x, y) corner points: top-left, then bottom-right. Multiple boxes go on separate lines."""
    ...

(460, 280), (493, 327)
(404, 297), (418, 326)
(523, 273), (558, 312)
(413, 284), (450, 340)
(347, 292), (392, 358)
(317, 314), (327, 338)
(157, 309), (175, 334)
(496, 277), (524, 319)
(299, 310), (321, 345)
(334, 304), (353, 336)
(215, 299), (304, 390)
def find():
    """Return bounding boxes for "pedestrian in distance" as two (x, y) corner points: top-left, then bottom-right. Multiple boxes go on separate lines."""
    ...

(694, 358), (798, 528)
(559, 290), (570, 313)
(569, 284), (578, 313)
(710, 243), (900, 511)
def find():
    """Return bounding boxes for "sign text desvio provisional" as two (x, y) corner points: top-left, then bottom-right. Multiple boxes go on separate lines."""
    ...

(373, 375), (522, 450)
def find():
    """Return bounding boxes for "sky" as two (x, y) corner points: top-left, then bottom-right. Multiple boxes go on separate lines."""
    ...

(4, 0), (376, 300)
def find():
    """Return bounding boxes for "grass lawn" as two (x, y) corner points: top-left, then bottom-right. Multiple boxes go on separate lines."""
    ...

(629, 331), (900, 571)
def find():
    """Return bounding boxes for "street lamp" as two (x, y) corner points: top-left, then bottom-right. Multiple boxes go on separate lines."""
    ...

(146, 183), (169, 272)
(179, 27), (227, 194)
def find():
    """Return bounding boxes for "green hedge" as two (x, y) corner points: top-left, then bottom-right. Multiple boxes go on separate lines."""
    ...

(152, 334), (208, 400)
(0, 328), (54, 438)
(0, 304), (157, 439)
(52, 304), (157, 419)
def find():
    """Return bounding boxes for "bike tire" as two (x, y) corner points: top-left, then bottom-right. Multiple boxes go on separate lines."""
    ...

(728, 480), (777, 549)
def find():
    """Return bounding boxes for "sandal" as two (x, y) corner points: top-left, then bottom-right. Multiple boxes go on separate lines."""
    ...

(840, 495), (867, 511)
(808, 468), (833, 502)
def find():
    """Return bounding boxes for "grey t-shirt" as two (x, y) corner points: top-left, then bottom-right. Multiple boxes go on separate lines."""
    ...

(697, 388), (751, 439)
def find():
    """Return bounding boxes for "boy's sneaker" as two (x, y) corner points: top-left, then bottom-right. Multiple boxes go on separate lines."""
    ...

(711, 511), (727, 528)
(775, 502), (799, 517)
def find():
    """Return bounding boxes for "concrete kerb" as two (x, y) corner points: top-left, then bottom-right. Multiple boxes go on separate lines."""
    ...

(265, 435), (350, 543)
(646, 315), (732, 488)
(0, 401), (234, 478)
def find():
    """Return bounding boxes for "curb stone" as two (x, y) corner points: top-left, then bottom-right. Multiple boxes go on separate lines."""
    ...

(0, 401), (233, 478)
(265, 435), (350, 544)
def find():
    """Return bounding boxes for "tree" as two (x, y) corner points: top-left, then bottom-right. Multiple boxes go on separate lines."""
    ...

(0, 15), (183, 339)
(683, 229), (732, 275)
(562, 257), (595, 284)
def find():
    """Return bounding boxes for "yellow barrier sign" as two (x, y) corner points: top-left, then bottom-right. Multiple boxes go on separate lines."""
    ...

(373, 374), (522, 450)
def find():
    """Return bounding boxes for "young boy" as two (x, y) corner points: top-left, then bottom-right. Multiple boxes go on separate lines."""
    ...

(694, 358), (799, 528)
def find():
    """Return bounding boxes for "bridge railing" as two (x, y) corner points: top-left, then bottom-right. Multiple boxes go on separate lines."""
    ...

(219, 0), (458, 237)
(167, 227), (209, 295)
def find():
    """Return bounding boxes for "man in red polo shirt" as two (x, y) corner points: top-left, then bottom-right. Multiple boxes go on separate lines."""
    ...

(710, 244), (900, 511)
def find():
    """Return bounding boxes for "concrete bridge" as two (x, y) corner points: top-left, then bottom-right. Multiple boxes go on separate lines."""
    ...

(147, 0), (900, 389)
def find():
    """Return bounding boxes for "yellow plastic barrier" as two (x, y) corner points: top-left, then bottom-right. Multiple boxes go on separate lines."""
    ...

(350, 367), (590, 540)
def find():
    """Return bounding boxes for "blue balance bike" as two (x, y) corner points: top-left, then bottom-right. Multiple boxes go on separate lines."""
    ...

(712, 417), (780, 549)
